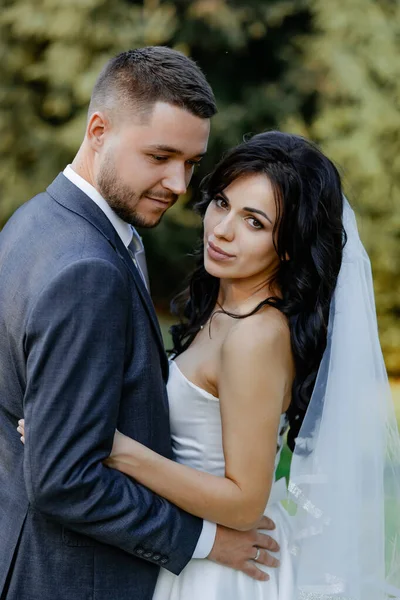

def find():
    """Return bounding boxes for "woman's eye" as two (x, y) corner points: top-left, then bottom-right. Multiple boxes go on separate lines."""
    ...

(247, 217), (263, 230)
(214, 196), (228, 209)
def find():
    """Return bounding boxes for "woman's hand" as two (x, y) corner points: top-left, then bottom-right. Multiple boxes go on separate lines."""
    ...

(17, 419), (25, 444)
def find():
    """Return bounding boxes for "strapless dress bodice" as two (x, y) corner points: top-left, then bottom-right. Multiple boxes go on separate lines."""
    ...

(167, 360), (288, 477)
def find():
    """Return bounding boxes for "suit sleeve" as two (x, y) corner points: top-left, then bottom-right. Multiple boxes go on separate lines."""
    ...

(23, 258), (202, 574)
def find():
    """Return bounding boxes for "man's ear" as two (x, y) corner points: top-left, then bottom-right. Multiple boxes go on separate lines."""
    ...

(86, 111), (110, 152)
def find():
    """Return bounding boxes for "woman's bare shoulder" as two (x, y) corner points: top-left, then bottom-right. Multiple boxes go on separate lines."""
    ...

(218, 307), (294, 413)
(222, 306), (291, 362)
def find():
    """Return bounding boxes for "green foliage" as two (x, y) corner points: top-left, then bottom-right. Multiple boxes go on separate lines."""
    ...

(0, 0), (399, 371)
(285, 0), (400, 372)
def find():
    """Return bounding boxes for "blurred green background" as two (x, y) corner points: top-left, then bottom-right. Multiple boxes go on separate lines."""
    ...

(1, 0), (399, 445)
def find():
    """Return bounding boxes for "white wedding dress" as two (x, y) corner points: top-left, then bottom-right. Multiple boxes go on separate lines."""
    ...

(153, 360), (295, 600)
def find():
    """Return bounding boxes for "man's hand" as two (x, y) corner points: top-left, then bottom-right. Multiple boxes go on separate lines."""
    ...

(208, 516), (280, 581)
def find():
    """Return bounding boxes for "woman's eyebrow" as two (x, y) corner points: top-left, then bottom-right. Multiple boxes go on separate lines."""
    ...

(243, 206), (273, 224)
(217, 190), (273, 224)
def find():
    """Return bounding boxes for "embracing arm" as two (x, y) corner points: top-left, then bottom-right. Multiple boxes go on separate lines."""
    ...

(22, 258), (202, 574)
(106, 314), (293, 531)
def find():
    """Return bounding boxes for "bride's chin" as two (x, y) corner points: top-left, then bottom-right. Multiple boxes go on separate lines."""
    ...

(204, 260), (233, 280)
(204, 262), (219, 278)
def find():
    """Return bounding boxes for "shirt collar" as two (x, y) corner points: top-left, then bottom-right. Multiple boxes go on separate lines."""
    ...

(63, 165), (143, 251)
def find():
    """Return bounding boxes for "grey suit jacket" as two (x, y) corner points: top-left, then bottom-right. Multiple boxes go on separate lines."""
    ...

(0, 174), (202, 600)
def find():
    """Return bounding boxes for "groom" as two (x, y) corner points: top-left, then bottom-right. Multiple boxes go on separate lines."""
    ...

(0, 47), (279, 600)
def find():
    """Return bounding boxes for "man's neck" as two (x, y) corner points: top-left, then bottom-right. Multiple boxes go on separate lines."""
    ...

(71, 146), (96, 189)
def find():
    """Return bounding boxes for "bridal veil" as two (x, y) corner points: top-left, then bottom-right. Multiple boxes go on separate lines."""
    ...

(288, 199), (400, 599)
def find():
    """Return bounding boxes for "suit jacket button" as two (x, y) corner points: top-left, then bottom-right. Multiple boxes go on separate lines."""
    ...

(153, 554), (161, 561)
(136, 547), (144, 555)
(144, 552), (153, 558)
(160, 557), (168, 564)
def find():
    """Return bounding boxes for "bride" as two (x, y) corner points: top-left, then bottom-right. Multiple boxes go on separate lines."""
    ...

(19, 131), (400, 599)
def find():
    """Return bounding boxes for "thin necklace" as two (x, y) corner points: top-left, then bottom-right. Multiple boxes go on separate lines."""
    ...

(199, 288), (270, 331)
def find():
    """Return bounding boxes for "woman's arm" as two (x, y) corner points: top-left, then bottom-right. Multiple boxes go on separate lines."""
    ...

(105, 313), (293, 531)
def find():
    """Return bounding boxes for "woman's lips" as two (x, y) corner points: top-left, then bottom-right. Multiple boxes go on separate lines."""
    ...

(206, 240), (235, 262)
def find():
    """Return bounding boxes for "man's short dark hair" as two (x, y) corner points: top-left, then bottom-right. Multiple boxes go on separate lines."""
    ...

(89, 46), (217, 120)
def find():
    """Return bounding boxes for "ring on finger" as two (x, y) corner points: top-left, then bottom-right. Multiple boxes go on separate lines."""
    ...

(253, 547), (261, 562)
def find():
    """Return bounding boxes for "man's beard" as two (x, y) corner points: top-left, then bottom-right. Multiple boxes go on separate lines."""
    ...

(97, 159), (175, 229)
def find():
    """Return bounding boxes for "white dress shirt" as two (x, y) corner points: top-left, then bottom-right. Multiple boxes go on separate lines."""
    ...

(62, 165), (216, 559)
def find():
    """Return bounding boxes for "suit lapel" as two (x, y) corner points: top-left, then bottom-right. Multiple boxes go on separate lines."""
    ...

(46, 174), (168, 372)
(115, 242), (167, 360)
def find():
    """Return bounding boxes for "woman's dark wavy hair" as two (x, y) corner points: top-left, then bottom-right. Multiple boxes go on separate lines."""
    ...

(170, 131), (346, 451)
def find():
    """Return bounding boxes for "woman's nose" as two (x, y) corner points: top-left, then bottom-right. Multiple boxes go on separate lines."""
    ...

(213, 215), (234, 241)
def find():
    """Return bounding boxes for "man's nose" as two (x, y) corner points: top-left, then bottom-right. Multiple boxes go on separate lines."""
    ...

(162, 163), (188, 196)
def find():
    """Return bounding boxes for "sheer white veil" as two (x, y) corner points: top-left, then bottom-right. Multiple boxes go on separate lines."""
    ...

(288, 198), (400, 599)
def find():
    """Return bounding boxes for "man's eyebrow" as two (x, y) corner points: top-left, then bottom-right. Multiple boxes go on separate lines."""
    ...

(243, 206), (273, 225)
(146, 144), (206, 158)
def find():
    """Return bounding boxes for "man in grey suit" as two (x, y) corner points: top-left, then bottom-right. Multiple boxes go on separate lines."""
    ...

(0, 47), (279, 600)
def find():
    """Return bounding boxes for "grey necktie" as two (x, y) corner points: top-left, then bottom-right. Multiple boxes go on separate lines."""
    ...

(127, 238), (150, 291)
